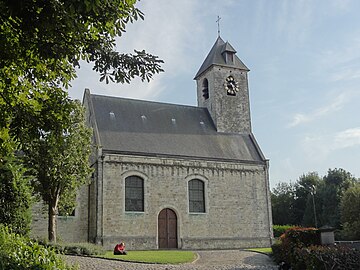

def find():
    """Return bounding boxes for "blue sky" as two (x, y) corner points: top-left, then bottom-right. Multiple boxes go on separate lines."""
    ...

(69, 0), (360, 188)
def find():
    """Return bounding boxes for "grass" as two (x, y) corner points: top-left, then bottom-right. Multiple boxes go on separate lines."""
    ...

(245, 247), (272, 254)
(99, 250), (197, 264)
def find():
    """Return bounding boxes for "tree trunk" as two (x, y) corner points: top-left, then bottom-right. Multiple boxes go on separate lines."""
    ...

(48, 200), (57, 242)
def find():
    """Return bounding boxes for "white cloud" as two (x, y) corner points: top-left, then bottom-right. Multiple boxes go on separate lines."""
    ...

(334, 127), (360, 149)
(289, 113), (311, 127)
(288, 92), (348, 127)
(301, 127), (360, 162)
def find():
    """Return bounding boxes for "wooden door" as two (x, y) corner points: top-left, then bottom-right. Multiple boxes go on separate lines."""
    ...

(158, 208), (178, 249)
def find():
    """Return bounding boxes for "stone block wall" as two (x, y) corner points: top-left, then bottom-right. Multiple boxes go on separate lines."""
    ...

(96, 154), (272, 250)
(197, 65), (251, 133)
(30, 184), (89, 243)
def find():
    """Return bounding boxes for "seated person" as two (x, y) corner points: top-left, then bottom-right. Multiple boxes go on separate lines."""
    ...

(113, 242), (127, 255)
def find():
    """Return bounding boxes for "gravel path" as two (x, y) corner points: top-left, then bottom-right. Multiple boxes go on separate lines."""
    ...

(64, 250), (277, 270)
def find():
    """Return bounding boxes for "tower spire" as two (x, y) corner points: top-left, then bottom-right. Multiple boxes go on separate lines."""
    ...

(216, 16), (221, 37)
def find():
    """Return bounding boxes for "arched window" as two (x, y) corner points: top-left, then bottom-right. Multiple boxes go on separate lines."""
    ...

(188, 179), (205, 213)
(202, 78), (209, 100)
(125, 176), (144, 212)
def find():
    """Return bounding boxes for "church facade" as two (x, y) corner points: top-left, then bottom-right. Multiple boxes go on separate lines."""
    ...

(31, 37), (273, 250)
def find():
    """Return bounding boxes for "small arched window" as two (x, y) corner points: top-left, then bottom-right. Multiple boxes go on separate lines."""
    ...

(202, 78), (209, 100)
(188, 179), (205, 213)
(125, 176), (144, 212)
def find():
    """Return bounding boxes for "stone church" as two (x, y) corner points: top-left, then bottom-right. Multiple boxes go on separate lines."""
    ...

(31, 36), (273, 250)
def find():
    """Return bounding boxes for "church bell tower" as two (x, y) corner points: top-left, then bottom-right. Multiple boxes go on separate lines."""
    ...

(194, 37), (251, 134)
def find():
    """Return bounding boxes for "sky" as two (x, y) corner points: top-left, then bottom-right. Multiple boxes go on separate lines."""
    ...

(69, 0), (360, 189)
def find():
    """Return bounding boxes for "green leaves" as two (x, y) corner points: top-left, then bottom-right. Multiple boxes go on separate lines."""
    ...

(23, 99), (93, 241)
(1, 0), (163, 241)
(94, 49), (164, 84)
(0, 225), (76, 269)
(272, 169), (359, 230)
(0, 153), (33, 235)
(340, 183), (360, 239)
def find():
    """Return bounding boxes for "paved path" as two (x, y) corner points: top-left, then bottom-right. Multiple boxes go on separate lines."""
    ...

(64, 250), (277, 270)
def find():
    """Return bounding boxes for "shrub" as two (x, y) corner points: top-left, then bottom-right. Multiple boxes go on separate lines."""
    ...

(60, 242), (106, 256)
(0, 225), (76, 269)
(272, 226), (360, 270)
(296, 245), (360, 270)
(37, 240), (106, 256)
(272, 227), (320, 269)
(273, 225), (296, 238)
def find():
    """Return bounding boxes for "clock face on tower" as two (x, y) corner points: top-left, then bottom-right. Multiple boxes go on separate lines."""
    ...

(224, 76), (239, 96)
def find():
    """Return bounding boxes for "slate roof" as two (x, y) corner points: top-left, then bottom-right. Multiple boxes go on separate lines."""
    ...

(85, 91), (265, 164)
(194, 36), (249, 79)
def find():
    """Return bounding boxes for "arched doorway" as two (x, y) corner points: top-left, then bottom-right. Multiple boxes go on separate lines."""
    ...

(158, 208), (178, 249)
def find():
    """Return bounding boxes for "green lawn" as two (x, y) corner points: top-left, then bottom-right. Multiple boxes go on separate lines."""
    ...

(99, 250), (197, 264)
(245, 247), (272, 254)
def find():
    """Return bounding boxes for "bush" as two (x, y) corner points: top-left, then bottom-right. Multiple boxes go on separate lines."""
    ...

(273, 225), (296, 238)
(272, 227), (320, 269)
(0, 225), (76, 270)
(272, 227), (360, 269)
(58, 242), (106, 256)
(37, 240), (106, 256)
(296, 245), (360, 270)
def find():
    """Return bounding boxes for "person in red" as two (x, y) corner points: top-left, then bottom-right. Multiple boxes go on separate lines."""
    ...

(113, 242), (127, 255)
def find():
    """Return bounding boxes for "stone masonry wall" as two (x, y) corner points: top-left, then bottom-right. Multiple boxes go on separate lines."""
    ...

(31, 184), (89, 243)
(197, 65), (251, 133)
(99, 154), (272, 250)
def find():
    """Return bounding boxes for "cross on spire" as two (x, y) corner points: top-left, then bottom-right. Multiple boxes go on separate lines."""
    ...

(216, 16), (221, 37)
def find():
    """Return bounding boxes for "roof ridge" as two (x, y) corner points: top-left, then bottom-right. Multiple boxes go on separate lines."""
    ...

(90, 93), (203, 110)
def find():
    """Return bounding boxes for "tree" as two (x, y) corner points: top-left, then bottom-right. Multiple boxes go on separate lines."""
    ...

(294, 172), (321, 226)
(0, 154), (32, 235)
(271, 182), (296, 225)
(0, 126), (33, 235)
(24, 100), (92, 242)
(0, 0), (163, 149)
(1, 0), (163, 235)
(340, 183), (360, 240)
(319, 168), (357, 228)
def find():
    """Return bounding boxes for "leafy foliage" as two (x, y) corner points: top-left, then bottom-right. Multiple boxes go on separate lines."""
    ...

(0, 0), (163, 87)
(0, 225), (75, 270)
(273, 225), (296, 238)
(296, 245), (360, 270)
(271, 182), (297, 225)
(272, 227), (320, 269)
(24, 100), (92, 242)
(1, 0), (163, 234)
(271, 168), (359, 232)
(340, 183), (360, 240)
(37, 240), (106, 256)
(0, 153), (32, 235)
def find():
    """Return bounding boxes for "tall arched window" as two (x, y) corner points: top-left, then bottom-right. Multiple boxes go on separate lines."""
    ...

(202, 78), (209, 100)
(125, 176), (144, 212)
(188, 179), (205, 213)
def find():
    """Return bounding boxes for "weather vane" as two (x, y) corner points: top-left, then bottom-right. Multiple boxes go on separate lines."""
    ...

(216, 15), (221, 37)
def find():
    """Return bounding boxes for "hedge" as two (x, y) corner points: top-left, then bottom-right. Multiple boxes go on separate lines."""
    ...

(272, 227), (360, 269)
(296, 245), (360, 270)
